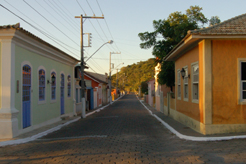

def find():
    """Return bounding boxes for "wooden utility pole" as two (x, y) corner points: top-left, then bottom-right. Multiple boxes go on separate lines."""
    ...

(75, 14), (104, 118)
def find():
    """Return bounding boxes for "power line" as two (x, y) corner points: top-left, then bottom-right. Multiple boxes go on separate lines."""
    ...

(90, 58), (107, 72)
(90, 58), (147, 61)
(0, 4), (80, 58)
(76, 0), (87, 14)
(95, 0), (122, 62)
(86, 0), (94, 15)
(48, 0), (79, 29)
(23, 0), (79, 46)
(76, 0), (117, 53)
(3, 0), (79, 52)
(96, 0), (103, 14)
(43, 0), (79, 32)
(34, 0), (79, 38)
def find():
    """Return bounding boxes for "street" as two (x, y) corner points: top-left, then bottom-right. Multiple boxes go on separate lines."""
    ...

(1, 94), (246, 164)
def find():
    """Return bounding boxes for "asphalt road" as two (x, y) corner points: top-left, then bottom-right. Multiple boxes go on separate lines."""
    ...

(1, 94), (246, 164)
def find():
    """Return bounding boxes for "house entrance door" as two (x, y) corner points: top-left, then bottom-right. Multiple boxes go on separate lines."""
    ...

(22, 65), (31, 128)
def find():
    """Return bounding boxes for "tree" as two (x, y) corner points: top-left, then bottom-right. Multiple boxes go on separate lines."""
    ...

(209, 16), (221, 26)
(111, 58), (156, 92)
(138, 6), (208, 87)
(141, 81), (148, 95)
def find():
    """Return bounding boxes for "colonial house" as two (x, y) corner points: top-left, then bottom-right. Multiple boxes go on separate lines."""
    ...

(164, 14), (246, 134)
(0, 23), (79, 139)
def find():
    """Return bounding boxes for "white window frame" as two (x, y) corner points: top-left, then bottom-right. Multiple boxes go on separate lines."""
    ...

(238, 59), (246, 104)
(191, 62), (199, 103)
(177, 69), (181, 100)
(183, 66), (189, 101)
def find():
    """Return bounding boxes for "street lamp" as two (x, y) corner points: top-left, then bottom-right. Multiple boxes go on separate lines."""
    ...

(85, 40), (113, 62)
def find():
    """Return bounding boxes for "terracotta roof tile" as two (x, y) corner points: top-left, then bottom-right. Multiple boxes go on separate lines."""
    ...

(189, 13), (246, 35)
(0, 23), (79, 61)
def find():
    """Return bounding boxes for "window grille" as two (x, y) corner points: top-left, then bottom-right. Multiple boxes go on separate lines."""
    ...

(51, 72), (56, 100)
(39, 69), (45, 100)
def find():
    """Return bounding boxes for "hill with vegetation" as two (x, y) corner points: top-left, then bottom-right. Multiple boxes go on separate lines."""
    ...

(111, 58), (156, 92)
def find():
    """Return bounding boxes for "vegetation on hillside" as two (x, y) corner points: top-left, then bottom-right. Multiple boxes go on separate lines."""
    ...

(111, 58), (156, 92)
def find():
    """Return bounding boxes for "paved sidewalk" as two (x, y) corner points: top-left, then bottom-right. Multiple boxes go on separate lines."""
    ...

(140, 97), (246, 138)
(0, 101), (115, 143)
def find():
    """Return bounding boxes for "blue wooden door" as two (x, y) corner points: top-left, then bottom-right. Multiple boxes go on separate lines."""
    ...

(22, 65), (31, 128)
(60, 74), (65, 115)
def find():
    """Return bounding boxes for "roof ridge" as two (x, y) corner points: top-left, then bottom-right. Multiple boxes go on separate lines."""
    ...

(189, 13), (246, 34)
(0, 23), (79, 62)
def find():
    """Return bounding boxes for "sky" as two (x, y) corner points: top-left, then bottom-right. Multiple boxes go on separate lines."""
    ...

(1, 0), (246, 75)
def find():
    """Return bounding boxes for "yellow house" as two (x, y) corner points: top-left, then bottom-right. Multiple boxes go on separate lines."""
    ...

(164, 14), (246, 135)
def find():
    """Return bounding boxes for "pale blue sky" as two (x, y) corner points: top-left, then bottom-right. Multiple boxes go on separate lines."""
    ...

(1, 0), (246, 75)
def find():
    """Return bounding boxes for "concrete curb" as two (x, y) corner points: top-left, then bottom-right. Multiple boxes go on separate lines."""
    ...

(137, 96), (246, 142)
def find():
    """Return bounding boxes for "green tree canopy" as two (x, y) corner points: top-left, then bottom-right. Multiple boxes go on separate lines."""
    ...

(138, 6), (208, 87)
(209, 16), (221, 26)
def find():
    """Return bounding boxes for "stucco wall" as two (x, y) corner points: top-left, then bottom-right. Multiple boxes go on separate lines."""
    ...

(175, 45), (201, 122)
(148, 79), (155, 107)
(161, 85), (171, 97)
(0, 42), (1, 109)
(212, 40), (246, 124)
(84, 75), (100, 88)
(15, 45), (74, 129)
(155, 95), (160, 111)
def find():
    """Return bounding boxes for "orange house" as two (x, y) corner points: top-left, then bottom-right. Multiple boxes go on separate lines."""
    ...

(164, 14), (246, 134)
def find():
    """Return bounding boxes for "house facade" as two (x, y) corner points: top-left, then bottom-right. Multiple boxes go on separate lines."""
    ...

(0, 24), (79, 139)
(164, 14), (246, 134)
(147, 79), (155, 107)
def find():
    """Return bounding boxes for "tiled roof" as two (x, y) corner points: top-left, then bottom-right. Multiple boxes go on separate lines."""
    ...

(164, 13), (246, 61)
(0, 23), (79, 61)
(84, 72), (107, 84)
(189, 13), (246, 35)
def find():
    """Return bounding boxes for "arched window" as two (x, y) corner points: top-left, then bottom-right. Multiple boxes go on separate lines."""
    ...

(67, 75), (71, 97)
(51, 72), (56, 100)
(39, 69), (45, 100)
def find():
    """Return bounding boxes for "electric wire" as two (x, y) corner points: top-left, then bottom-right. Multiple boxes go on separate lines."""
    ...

(75, 0), (117, 53)
(48, 0), (79, 30)
(90, 58), (107, 72)
(90, 58), (147, 61)
(43, 0), (79, 32)
(23, 0), (79, 46)
(95, 0), (122, 61)
(85, 0), (110, 41)
(34, 0), (79, 38)
(3, 0), (79, 53)
(0, 4), (80, 58)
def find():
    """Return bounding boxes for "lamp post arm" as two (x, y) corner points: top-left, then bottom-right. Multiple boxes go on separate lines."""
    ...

(85, 42), (108, 62)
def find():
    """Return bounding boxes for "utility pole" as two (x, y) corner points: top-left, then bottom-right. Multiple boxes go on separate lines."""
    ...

(109, 52), (121, 104)
(75, 14), (104, 118)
